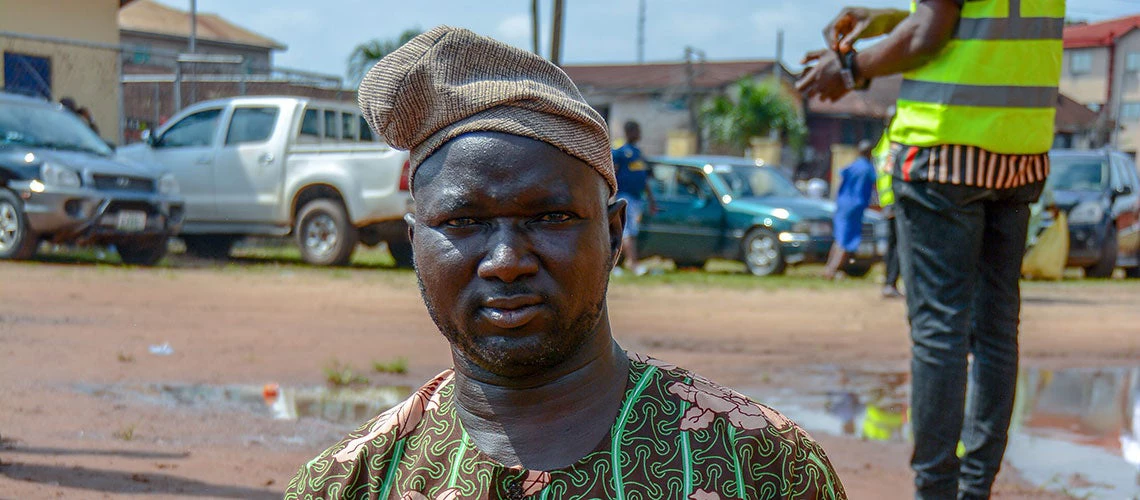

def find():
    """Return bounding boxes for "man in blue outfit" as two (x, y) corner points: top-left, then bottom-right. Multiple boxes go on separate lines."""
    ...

(824, 140), (876, 279)
(612, 121), (656, 275)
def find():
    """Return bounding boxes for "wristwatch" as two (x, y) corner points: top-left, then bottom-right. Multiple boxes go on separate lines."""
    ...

(839, 50), (871, 91)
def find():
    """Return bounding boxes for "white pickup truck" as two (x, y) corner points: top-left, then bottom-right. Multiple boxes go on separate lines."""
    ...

(118, 96), (412, 266)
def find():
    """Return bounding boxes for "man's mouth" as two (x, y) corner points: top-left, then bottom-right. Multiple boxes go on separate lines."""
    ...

(480, 295), (544, 329)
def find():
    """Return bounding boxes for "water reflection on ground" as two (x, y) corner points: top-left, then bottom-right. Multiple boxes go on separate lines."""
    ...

(77, 382), (412, 426)
(750, 366), (1140, 499)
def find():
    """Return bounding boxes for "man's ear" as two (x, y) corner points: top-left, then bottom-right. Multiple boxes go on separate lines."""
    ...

(404, 213), (416, 245)
(607, 198), (627, 268)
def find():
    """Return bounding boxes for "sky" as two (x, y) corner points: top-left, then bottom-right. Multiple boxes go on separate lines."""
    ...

(156, 0), (1140, 83)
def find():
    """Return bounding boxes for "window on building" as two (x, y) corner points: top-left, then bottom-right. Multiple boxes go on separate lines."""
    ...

(225, 106), (279, 145)
(1070, 51), (1093, 75)
(341, 112), (357, 140)
(1129, 52), (1140, 72)
(1121, 102), (1140, 122)
(3, 52), (52, 99)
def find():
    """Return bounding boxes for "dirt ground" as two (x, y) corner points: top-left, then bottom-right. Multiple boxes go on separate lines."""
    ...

(1, 259), (1138, 499)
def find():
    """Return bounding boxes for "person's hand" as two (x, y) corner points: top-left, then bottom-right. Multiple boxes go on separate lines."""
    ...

(824, 7), (909, 53)
(796, 49), (849, 103)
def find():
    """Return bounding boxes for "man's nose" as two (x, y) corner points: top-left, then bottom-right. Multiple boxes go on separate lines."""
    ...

(477, 225), (539, 282)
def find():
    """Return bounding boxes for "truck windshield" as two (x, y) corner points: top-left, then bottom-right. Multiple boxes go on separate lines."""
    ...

(1047, 156), (1107, 192)
(0, 101), (112, 156)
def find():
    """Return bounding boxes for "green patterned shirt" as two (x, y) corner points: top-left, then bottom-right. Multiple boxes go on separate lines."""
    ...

(287, 353), (847, 499)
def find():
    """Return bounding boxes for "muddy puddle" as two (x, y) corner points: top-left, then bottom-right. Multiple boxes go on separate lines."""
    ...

(746, 366), (1140, 499)
(76, 382), (412, 426)
(77, 366), (1140, 498)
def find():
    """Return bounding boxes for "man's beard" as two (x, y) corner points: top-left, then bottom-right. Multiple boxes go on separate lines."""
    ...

(416, 267), (611, 378)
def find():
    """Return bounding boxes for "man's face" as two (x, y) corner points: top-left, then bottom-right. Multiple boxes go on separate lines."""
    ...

(410, 132), (624, 378)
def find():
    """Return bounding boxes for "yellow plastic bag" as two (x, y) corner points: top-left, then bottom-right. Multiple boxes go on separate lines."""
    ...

(1021, 211), (1069, 280)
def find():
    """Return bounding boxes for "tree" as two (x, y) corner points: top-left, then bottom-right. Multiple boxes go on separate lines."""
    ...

(701, 78), (807, 153)
(347, 28), (423, 84)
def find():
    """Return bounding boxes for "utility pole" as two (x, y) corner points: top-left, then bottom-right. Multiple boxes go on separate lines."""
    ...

(531, 0), (540, 54)
(188, 0), (198, 104)
(637, 0), (646, 64)
(775, 29), (784, 65)
(684, 46), (706, 153)
(550, 0), (565, 65)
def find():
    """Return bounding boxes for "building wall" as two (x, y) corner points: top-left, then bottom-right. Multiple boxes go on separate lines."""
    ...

(1110, 31), (1140, 153)
(1060, 46), (1110, 107)
(120, 32), (273, 74)
(0, 0), (123, 141)
(588, 93), (692, 155)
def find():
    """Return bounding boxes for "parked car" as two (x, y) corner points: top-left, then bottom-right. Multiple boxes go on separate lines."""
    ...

(0, 92), (183, 265)
(1044, 149), (1140, 278)
(117, 96), (413, 267)
(638, 156), (886, 276)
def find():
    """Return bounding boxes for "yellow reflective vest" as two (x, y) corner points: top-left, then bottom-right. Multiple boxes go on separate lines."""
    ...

(889, 0), (1065, 155)
(873, 133), (894, 207)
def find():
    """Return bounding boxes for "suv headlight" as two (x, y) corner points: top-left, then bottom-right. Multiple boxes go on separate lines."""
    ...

(40, 163), (81, 188)
(158, 173), (180, 196)
(1069, 201), (1104, 224)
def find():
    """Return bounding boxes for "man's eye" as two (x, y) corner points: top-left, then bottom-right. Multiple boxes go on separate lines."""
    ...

(537, 212), (572, 223)
(444, 218), (479, 228)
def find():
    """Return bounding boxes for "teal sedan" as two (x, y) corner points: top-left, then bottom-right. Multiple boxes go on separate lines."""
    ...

(636, 156), (885, 276)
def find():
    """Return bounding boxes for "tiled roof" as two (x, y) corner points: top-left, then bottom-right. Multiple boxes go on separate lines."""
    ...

(119, 0), (286, 50)
(562, 60), (778, 92)
(1063, 16), (1140, 49)
(1055, 93), (1099, 133)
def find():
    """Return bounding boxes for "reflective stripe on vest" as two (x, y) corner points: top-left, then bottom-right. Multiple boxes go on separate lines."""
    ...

(889, 0), (1064, 155)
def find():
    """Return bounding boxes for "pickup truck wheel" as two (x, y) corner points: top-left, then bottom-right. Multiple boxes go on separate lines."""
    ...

(297, 199), (358, 266)
(742, 227), (786, 277)
(182, 235), (238, 260)
(117, 238), (169, 266)
(388, 240), (414, 268)
(0, 189), (39, 261)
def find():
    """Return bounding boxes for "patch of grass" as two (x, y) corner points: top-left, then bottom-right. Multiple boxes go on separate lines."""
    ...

(372, 357), (408, 375)
(324, 359), (370, 387)
(117, 351), (135, 363)
(610, 261), (878, 291)
(113, 424), (136, 441)
(230, 242), (398, 269)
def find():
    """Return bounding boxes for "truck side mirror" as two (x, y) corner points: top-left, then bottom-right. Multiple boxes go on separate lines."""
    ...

(1115, 185), (1133, 199)
(141, 129), (153, 146)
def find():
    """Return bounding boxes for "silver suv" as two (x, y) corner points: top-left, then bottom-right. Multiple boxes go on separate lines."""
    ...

(0, 92), (184, 265)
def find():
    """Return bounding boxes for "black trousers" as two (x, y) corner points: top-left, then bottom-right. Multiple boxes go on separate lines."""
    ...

(894, 179), (1042, 500)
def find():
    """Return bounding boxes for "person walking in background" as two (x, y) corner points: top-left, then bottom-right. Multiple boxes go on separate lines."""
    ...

(874, 133), (903, 298)
(797, 0), (1063, 498)
(824, 140), (876, 280)
(612, 120), (656, 276)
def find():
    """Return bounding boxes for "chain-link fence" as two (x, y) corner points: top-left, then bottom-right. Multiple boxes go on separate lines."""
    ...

(1, 30), (351, 145)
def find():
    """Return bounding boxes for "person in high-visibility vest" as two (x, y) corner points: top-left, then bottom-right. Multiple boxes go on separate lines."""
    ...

(873, 133), (903, 298)
(797, 0), (1063, 498)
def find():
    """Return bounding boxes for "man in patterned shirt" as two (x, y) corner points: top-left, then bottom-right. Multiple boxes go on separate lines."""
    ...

(288, 26), (846, 500)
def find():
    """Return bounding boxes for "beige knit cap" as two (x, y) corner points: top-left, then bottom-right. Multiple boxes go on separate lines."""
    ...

(357, 26), (616, 194)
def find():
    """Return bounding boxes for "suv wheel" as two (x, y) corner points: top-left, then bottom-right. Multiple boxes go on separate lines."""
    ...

(0, 189), (39, 261)
(296, 199), (358, 266)
(741, 227), (786, 276)
(118, 238), (169, 266)
(182, 235), (239, 260)
(1085, 224), (1118, 279)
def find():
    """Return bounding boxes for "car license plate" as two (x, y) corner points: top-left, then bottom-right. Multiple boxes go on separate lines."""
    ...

(857, 241), (874, 257)
(116, 210), (147, 232)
